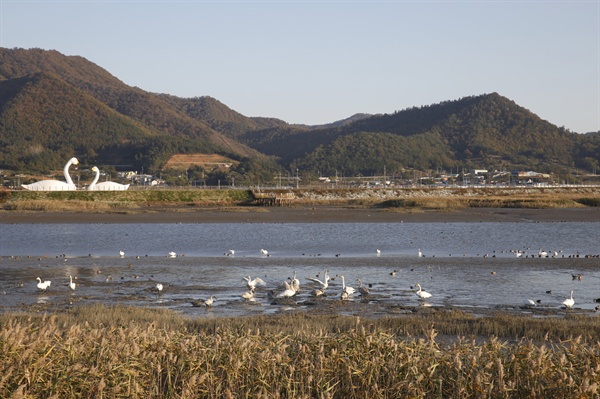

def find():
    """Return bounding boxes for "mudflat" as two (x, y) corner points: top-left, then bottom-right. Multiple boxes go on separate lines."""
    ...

(1, 206), (599, 224)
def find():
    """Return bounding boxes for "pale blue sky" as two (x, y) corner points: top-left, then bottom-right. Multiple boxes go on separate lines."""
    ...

(1, 1), (598, 133)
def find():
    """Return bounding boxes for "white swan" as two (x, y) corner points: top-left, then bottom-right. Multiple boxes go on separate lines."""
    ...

(242, 289), (255, 300)
(69, 275), (76, 291)
(376, 249), (381, 256)
(225, 249), (235, 257)
(306, 271), (329, 290)
(167, 252), (177, 258)
(523, 299), (536, 307)
(36, 277), (51, 291)
(276, 279), (297, 298)
(291, 271), (300, 292)
(260, 248), (269, 256)
(243, 276), (266, 290)
(340, 275), (355, 295)
(88, 166), (130, 191)
(204, 295), (216, 307)
(415, 283), (432, 299)
(276, 286), (296, 298)
(22, 157), (79, 191)
(562, 291), (575, 308)
(119, 250), (125, 258)
(156, 283), (163, 293)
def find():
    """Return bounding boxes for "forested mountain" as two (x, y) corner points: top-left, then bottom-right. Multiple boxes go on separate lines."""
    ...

(0, 48), (275, 178)
(0, 47), (598, 183)
(241, 93), (599, 178)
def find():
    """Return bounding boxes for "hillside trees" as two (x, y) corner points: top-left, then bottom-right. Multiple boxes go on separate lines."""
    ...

(293, 132), (456, 177)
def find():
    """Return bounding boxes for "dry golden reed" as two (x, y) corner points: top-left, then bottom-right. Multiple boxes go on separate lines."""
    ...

(1, 306), (599, 398)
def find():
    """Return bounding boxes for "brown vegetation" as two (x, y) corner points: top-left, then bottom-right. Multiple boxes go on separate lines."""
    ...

(1, 187), (599, 214)
(1, 306), (599, 398)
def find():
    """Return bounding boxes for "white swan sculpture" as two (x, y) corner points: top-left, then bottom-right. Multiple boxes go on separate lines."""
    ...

(22, 157), (79, 191)
(88, 166), (130, 191)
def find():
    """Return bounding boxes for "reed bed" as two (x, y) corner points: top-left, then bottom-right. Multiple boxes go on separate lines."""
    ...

(1, 306), (599, 398)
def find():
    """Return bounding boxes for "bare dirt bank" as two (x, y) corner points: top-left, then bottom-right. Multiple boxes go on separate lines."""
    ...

(1, 206), (599, 224)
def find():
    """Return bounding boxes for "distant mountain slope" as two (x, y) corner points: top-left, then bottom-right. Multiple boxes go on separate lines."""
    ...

(0, 48), (598, 179)
(0, 48), (262, 167)
(156, 94), (289, 138)
(0, 72), (221, 171)
(242, 93), (597, 176)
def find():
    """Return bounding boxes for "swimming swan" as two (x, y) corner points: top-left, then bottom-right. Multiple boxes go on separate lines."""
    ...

(88, 166), (130, 191)
(22, 157), (79, 191)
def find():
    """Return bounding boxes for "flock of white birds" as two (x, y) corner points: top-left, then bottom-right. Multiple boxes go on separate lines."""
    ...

(32, 247), (591, 311)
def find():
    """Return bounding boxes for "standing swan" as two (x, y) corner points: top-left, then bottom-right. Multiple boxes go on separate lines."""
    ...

(88, 166), (130, 191)
(22, 157), (79, 191)
(204, 296), (216, 307)
(340, 275), (356, 295)
(562, 291), (575, 308)
(356, 278), (370, 296)
(69, 276), (76, 291)
(415, 283), (432, 299)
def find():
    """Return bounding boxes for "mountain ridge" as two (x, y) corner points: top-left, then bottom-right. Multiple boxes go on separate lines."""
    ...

(0, 47), (598, 184)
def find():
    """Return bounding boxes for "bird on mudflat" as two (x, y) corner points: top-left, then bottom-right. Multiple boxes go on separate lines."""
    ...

(415, 283), (432, 299)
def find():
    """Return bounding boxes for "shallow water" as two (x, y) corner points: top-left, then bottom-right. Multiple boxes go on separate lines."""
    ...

(1, 222), (599, 318)
(1, 222), (599, 258)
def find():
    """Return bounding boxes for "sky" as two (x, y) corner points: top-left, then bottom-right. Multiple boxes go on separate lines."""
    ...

(1, 0), (599, 133)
